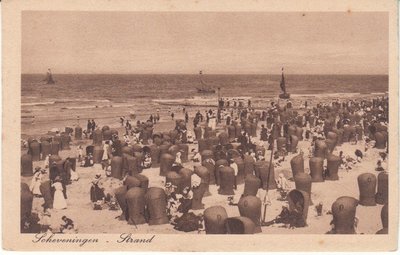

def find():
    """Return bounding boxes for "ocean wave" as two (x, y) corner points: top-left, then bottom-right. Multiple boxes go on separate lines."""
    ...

(60, 105), (109, 110)
(59, 103), (141, 110)
(21, 101), (55, 106)
(370, 92), (387, 95)
(289, 93), (363, 98)
(22, 98), (112, 107)
(54, 98), (111, 104)
(109, 103), (140, 108)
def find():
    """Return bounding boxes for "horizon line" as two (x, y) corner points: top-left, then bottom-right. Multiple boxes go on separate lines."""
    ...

(21, 72), (389, 76)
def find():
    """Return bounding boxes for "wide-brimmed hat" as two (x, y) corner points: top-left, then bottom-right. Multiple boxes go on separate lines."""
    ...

(54, 176), (62, 182)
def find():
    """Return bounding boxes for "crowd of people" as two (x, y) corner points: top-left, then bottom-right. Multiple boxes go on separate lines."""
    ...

(21, 94), (388, 235)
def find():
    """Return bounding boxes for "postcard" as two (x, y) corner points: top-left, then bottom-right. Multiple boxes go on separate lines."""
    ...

(2, 0), (398, 251)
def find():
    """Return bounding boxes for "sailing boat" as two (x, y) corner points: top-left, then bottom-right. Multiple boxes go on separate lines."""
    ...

(196, 70), (216, 94)
(278, 67), (290, 99)
(44, 68), (55, 84)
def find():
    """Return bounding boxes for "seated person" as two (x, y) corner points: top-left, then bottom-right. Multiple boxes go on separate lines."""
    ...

(142, 152), (152, 169)
(375, 160), (385, 172)
(191, 149), (201, 163)
(83, 153), (94, 167)
(61, 216), (77, 233)
(172, 151), (183, 167)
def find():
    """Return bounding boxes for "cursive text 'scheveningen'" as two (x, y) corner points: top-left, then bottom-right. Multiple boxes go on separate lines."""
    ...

(32, 233), (99, 247)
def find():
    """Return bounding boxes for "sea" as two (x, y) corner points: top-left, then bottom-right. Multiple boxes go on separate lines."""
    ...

(21, 74), (388, 137)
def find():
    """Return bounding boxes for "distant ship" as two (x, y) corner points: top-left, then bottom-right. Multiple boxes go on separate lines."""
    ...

(196, 70), (216, 94)
(44, 68), (55, 84)
(278, 67), (290, 99)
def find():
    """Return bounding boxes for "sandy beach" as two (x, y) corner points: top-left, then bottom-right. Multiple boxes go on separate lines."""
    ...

(21, 94), (388, 235)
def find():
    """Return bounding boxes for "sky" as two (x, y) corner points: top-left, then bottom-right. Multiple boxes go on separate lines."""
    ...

(21, 11), (388, 75)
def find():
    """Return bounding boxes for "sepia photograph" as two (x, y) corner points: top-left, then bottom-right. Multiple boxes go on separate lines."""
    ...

(2, 0), (398, 252)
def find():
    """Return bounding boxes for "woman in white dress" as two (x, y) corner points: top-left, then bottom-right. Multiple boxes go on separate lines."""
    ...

(102, 141), (111, 161)
(101, 141), (111, 170)
(70, 168), (79, 181)
(52, 177), (67, 210)
(30, 167), (44, 196)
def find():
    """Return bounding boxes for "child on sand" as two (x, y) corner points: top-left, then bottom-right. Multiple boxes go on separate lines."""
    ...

(61, 216), (76, 234)
(39, 210), (51, 233)
(76, 146), (84, 162)
(276, 173), (291, 199)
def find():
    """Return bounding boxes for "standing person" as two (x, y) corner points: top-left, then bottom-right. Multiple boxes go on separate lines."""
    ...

(90, 174), (105, 203)
(102, 141), (111, 170)
(226, 115), (231, 126)
(153, 113), (157, 124)
(91, 119), (96, 132)
(283, 122), (289, 137)
(76, 145), (84, 162)
(49, 162), (58, 182)
(61, 159), (71, 198)
(30, 167), (44, 197)
(52, 176), (67, 210)
(193, 116), (199, 128)
(120, 116), (125, 126)
(112, 135), (122, 156)
(70, 165), (79, 182)
(230, 159), (238, 190)
(171, 112), (175, 120)
(156, 109), (160, 122)
(238, 131), (249, 151)
(125, 120), (130, 135)
(87, 120), (92, 133)
(260, 125), (268, 141)
(44, 154), (50, 169)
(185, 112), (189, 123)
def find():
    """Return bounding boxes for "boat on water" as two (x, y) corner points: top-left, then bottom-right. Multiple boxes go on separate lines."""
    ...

(44, 68), (55, 84)
(196, 70), (216, 94)
(278, 67), (290, 99)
